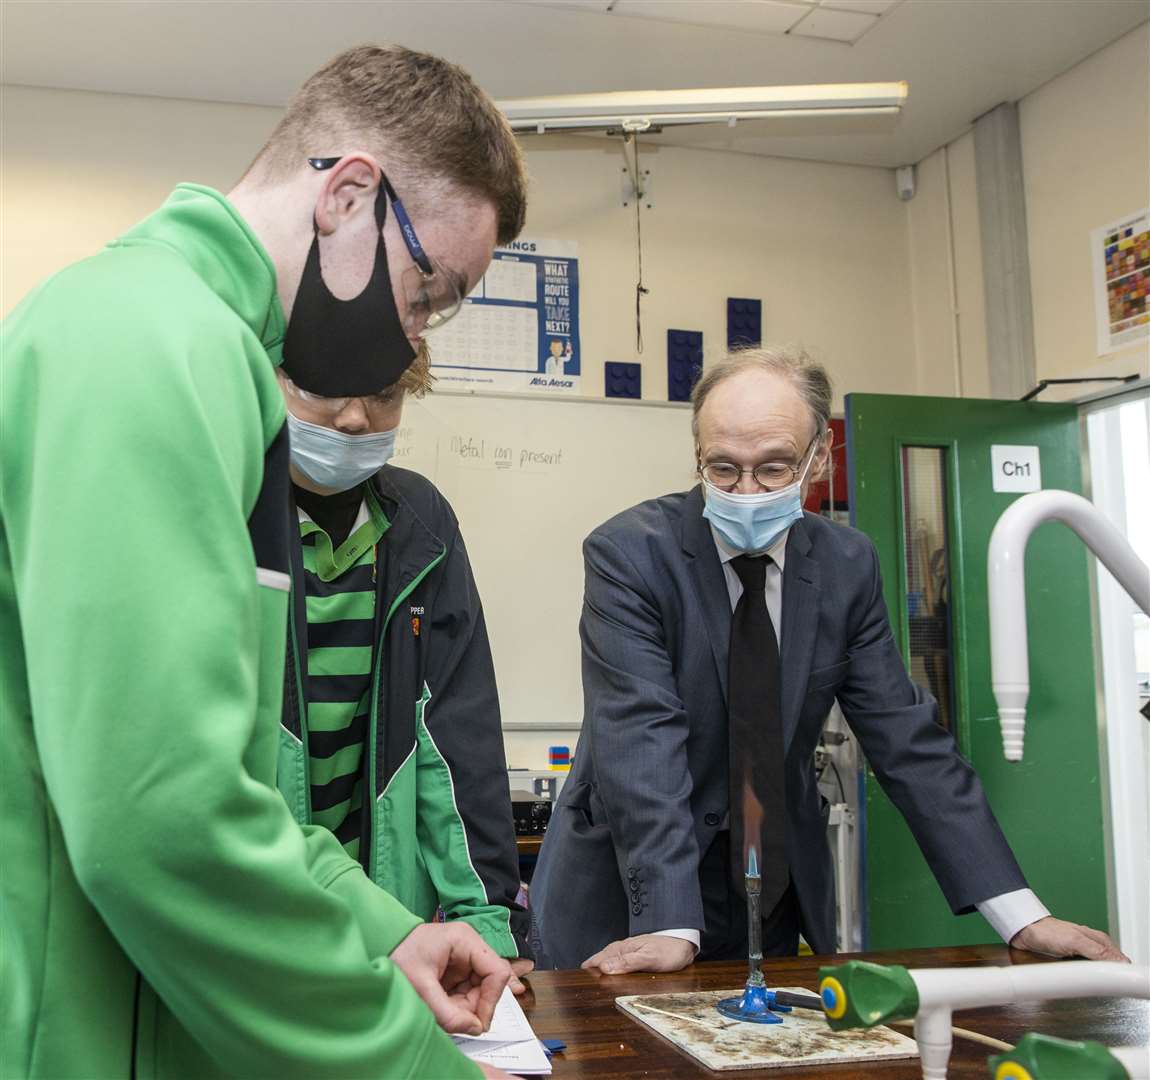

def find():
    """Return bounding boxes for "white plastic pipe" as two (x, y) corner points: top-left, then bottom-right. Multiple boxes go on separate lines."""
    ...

(912, 1007), (955, 1080)
(910, 962), (1150, 1080)
(912, 960), (1149, 1011)
(988, 490), (1150, 761)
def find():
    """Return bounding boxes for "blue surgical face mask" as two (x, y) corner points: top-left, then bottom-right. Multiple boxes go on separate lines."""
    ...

(701, 447), (817, 553)
(286, 412), (397, 493)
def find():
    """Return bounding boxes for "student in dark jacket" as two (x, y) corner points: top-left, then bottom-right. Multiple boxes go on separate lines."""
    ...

(278, 345), (533, 986)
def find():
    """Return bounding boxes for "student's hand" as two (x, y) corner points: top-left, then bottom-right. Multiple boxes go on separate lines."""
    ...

(581, 934), (696, 975)
(508, 957), (535, 996)
(477, 1067), (516, 1079)
(390, 923), (511, 1035)
(1010, 916), (1129, 962)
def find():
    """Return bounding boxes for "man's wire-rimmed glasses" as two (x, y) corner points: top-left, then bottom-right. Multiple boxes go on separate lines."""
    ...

(699, 433), (822, 492)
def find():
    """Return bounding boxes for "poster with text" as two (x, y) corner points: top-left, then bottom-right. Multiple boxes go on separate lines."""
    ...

(427, 238), (581, 394)
(1092, 209), (1150, 356)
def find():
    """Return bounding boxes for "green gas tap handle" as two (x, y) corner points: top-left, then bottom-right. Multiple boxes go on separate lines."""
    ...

(817, 960), (920, 1031)
(988, 1032), (1131, 1080)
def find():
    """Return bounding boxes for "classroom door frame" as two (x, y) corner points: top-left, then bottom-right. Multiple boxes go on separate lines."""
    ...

(845, 392), (1110, 952)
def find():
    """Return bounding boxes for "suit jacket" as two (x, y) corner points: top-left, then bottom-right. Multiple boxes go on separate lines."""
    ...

(530, 487), (1027, 968)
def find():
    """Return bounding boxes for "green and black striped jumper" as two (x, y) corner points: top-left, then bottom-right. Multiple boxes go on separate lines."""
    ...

(293, 483), (388, 864)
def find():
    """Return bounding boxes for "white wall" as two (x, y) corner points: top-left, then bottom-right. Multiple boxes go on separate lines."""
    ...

(523, 134), (917, 407)
(2, 85), (917, 413)
(1, 88), (280, 310)
(944, 132), (992, 399)
(905, 132), (991, 399)
(4, 33), (1145, 413)
(902, 24), (1150, 404)
(1, 83), (920, 768)
(1021, 23), (1150, 392)
(5, 40), (1144, 768)
(906, 149), (956, 396)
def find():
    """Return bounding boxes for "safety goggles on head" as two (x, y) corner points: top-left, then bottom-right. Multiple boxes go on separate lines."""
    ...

(280, 374), (403, 421)
(308, 157), (465, 336)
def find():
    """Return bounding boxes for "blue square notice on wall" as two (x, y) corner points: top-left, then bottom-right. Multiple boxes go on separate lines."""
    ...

(667, 330), (703, 402)
(727, 297), (762, 350)
(605, 362), (642, 399)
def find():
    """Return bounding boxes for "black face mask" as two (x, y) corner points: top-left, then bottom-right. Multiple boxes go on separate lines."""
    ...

(281, 186), (416, 397)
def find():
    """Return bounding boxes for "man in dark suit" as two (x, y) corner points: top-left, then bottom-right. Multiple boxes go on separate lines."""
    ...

(530, 346), (1124, 973)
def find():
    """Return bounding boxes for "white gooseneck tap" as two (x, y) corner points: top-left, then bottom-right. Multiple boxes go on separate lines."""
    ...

(987, 489), (1150, 761)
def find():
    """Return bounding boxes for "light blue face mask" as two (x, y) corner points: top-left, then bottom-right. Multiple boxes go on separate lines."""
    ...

(286, 412), (397, 493)
(701, 446), (817, 553)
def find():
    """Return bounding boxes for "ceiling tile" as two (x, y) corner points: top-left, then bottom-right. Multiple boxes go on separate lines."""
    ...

(507, 1), (615, 8)
(817, 0), (898, 14)
(609, 0), (811, 36)
(788, 6), (880, 43)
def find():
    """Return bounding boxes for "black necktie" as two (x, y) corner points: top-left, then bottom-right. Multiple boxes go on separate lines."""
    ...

(728, 555), (789, 912)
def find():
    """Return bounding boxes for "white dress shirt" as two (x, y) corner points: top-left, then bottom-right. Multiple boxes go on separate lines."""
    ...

(653, 524), (1048, 954)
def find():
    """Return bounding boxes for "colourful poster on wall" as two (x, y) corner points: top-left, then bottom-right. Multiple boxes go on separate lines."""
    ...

(426, 238), (580, 394)
(1091, 209), (1150, 356)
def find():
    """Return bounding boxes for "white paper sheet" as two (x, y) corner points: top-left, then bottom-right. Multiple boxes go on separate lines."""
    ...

(451, 986), (552, 1075)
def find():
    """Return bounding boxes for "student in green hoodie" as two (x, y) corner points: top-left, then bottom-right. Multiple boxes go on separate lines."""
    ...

(1, 44), (527, 1080)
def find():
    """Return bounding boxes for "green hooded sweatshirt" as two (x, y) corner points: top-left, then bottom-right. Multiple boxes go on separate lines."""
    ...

(0, 185), (481, 1078)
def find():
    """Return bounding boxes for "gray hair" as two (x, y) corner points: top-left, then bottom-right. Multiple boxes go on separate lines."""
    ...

(690, 345), (832, 440)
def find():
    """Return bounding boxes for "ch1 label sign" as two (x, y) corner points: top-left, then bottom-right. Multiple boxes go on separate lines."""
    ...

(991, 445), (1042, 493)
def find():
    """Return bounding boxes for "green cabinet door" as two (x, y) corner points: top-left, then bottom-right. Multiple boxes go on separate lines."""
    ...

(846, 393), (1107, 950)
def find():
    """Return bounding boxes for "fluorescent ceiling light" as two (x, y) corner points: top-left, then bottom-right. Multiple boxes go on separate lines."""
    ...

(499, 82), (907, 133)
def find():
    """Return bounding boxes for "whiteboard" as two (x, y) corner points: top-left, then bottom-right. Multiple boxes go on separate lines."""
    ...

(395, 392), (696, 731)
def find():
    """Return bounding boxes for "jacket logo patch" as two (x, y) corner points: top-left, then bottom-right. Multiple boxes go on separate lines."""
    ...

(410, 605), (424, 637)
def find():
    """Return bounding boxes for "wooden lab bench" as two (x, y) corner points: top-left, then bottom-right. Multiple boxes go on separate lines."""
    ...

(516, 944), (1149, 1078)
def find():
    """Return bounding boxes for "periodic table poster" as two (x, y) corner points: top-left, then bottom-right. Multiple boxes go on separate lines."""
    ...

(426, 238), (581, 394)
(1091, 209), (1150, 356)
